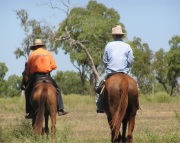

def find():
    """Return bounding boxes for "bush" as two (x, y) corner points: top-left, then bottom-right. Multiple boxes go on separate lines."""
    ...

(155, 92), (171, 103)
(139, 92), (180, 103)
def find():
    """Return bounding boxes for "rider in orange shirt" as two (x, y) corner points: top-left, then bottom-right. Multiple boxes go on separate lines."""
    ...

(24, 39), (67, 118)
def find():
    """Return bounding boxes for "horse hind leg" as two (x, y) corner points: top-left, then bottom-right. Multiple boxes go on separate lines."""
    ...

(50, 112), (56, 143)
(127, 116), (136, 143)
(107, 116), (121, 143)
(121, 120), (128, 142)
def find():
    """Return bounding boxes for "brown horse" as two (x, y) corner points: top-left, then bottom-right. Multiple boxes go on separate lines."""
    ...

(22, 70), (57, 143)
(101, 73), (139, 143)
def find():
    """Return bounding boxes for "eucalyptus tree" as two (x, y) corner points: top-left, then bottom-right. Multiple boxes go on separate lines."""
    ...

(166, 35), (180, 96)
(13, 1), (127, 95)
(52, 1), (124, 94)
(129, 37), (153, 93)
(0, 63), (22, 97)
(152, 48), (169, 93)
(14, 9), (57, 61)
(5, 75), (22, 97)
(150, 35), (180, 96)
(0, 63), (8, 97)
(0, 63), (8, 81)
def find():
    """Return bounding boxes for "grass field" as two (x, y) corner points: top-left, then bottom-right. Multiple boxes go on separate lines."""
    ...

(0, 92), (180, 143)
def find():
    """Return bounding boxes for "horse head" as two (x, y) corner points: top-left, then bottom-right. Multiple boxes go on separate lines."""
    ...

(21, 62), (29, 89)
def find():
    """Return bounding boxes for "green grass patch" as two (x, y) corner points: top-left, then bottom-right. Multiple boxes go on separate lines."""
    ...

(0, 93), (180, 143)
(139, 91), (180, 104)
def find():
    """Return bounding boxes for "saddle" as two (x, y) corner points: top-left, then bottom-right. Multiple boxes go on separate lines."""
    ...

(95, 72), (125, 95)
(34, 76), (53, 86)
(33, 76), (60, 93)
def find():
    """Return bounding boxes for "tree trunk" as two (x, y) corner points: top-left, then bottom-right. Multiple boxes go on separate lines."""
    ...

(75, 42), (100, 80)
(89, 72), (94, 96)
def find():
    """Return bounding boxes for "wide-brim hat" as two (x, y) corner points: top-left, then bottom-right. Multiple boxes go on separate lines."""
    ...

(111, 25), (126, 35)
(30, 39), (45, 50)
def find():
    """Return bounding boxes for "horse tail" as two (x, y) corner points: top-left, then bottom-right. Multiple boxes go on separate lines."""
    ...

(35, 88), (47, 133)
(111, 77), (128, 141)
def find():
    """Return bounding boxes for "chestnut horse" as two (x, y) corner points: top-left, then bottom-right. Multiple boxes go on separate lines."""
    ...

(101, 73), (139, 143)
(22, 69), (57, 143)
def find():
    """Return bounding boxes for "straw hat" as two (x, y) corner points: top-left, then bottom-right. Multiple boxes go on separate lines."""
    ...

(30, 39), (45, 50)
(111, 25), (126, 35)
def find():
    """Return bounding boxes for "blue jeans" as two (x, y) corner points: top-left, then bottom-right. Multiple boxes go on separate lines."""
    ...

(95, 73), (108, 110)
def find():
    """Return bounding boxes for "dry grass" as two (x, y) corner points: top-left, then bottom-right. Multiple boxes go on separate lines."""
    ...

(0, 94), (180, 143)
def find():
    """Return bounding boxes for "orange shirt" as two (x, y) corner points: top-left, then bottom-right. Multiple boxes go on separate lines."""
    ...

(26, 48), (57, 75)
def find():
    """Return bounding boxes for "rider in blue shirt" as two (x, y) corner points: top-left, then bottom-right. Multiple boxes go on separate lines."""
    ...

(95, 25), (134, 113)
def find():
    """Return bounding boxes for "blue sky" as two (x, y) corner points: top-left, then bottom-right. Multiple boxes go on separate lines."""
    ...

(0, 0), (180, 79)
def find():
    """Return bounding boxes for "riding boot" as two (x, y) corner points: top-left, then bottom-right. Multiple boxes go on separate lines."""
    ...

(57, 92), (67, 116)
(96, 94), (104, 113)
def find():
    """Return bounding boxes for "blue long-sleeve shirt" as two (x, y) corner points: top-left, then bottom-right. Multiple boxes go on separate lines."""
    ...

(103, 40), (134, 74)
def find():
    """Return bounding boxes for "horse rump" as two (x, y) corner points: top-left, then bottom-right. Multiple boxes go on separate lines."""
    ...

(102, 73), (138, 142)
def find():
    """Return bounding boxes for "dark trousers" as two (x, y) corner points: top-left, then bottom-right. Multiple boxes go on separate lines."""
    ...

(25, 73), (64, 113)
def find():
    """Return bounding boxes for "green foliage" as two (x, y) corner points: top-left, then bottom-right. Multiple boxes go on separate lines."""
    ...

(152, 35), (180, 96)
(6, 75), (22, 97)
(129, 37), (153, 93)
(129, 35), (180, 96)
(0, 63), (8, 97)
(166, 36), (180, 96)
(0, 63), (8, 80)
(0, 75), (21, 98)
(14, 9), (58, 61)
(54, 1), (128, 96)
(152, 49), (169, 93)
(155, 92), (171, 103)
(54, 71), (89, 95)
(12, 4), (180, 96)
(56, 1), (122, 77)
(139, 92), (180, 103)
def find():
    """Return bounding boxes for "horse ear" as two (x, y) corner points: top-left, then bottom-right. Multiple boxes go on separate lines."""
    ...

(25, 62), (27, 68)
(22, 62), (28, 75)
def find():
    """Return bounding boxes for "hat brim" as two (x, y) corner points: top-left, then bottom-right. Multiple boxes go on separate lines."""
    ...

(30, 46), (35, 50)
(30, 44), (45, 50)
(111, 33), (126, 35)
